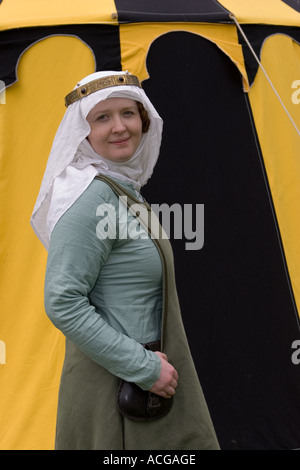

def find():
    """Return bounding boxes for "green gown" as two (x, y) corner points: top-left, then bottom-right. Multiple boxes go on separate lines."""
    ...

(44, 175), (220, 450)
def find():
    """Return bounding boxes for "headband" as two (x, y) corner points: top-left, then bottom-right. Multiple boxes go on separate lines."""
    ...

(65, 74), (141, 107)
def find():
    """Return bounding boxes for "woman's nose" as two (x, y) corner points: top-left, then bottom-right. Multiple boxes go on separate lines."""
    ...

(111, 115), (126, 133)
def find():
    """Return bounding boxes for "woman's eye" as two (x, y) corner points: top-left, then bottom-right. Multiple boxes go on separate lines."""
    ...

(97, 114), (109, 121)
(123, 110), (134, 117)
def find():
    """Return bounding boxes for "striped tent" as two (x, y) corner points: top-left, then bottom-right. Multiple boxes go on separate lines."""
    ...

(0, 0), (299, 450)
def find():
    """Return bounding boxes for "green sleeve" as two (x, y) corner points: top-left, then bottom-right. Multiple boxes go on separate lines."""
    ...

(44, 186), (161, 390)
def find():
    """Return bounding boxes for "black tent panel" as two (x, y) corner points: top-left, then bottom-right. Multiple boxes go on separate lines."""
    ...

(281, 0), (300, 12)
(141, 31), (300, 450)
(0, 24), (122, 86)
(115, 0), (231, 23)
(237, 25), (300, 85)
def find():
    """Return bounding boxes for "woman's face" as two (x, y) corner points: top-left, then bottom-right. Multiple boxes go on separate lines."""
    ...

(86, 98), (143, 162)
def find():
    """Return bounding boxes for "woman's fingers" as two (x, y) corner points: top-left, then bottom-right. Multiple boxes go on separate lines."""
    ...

(149, 351), (179, 398)
(154, 351), (168, 361)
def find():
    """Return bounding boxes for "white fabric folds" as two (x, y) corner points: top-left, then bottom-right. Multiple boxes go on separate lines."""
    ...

(30, 71), (163, 250)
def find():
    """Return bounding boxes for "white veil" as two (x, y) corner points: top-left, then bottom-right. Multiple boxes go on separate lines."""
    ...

(30, 71), (163, 250)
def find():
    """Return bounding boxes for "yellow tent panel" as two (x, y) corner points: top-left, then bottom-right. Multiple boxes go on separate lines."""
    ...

(0, 34), (95, 450)
(248, 34), (300, 314)
(0, 0), (117, 31)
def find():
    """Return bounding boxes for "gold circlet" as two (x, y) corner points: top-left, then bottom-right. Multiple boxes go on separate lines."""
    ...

(65, 74), (141, 107)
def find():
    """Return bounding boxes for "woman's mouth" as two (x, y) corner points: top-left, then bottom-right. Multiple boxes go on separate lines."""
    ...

(110, 138), (130, 145)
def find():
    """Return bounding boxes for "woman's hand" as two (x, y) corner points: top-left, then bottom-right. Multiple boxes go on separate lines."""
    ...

(149, 351), (178, 398)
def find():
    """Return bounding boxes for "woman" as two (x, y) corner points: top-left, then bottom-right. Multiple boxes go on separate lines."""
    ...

(31, 71), (220, 450)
